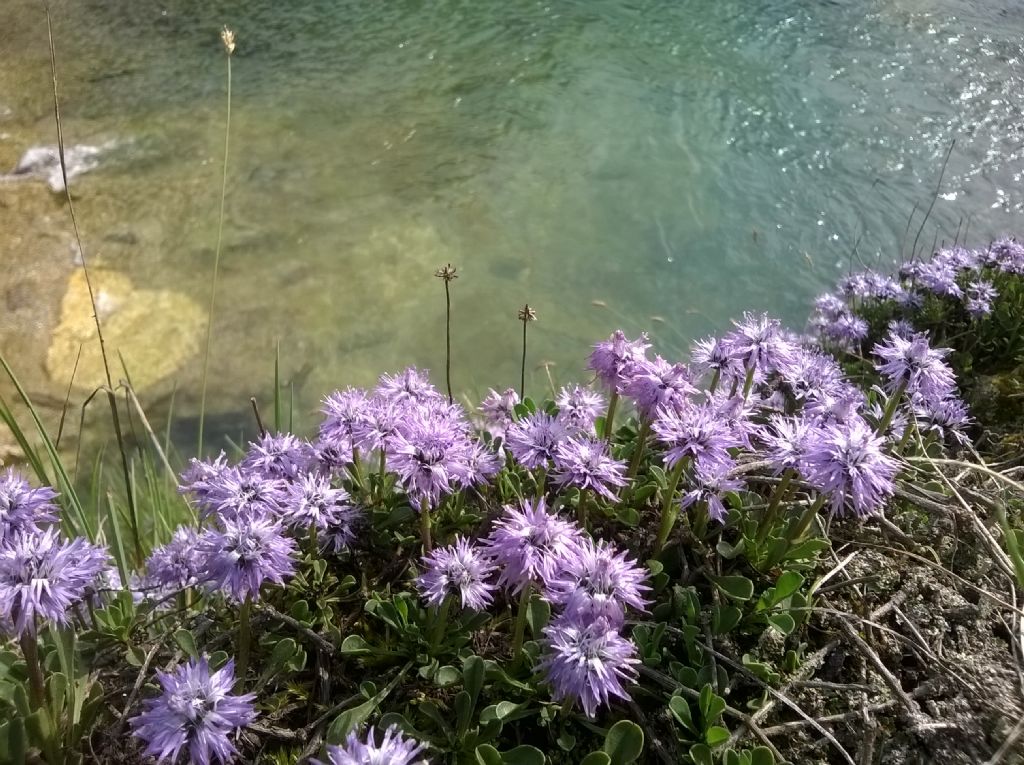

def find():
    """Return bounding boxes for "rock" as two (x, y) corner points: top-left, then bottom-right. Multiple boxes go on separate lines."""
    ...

(5, 142), (113, 192)
(46, 268), (207, 395)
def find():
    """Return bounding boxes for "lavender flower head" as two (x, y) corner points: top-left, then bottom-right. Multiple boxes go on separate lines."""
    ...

(965, 280), (997, 318)
(376, 367), (444, 406)
(652, 402), (738, 472)
(912, 393), (971, 445)
(416, 537), (496, 611)
(872, 330), (956, 401)
(479, 388), (521, 439)
(313, 725), (428, 765)
(201, 515), (296, 603)
(680, 460), (744, 524)
(240, 432), (311, 480)
(130, 656), (256, 765)
(389, 409), (473, 508)
(622, 356), (695, 418)
(320, 388), (370, 448)
(485, 498), (581, 594)
(285, 473), (351, 531)
(722, 312), (794, 374)
(505, 412), (568, 470)
(588, 330), (651, 393)
(196, 467), (287, 522)
(551, 435), (627, 500)
(0, 528), (109, 636)
(555, 385), (605, 432)
(691, 334), (743, 383)
(544, 538), (649, 625)
(0, 469), (59, 542)
(802, 417), (899, 518)
(538, 615), (639, 718)
(179, 452), (230, 507)
(760, 416), (816, 475)
(351, 396), (408, 454)
(145, 526), (204, 592)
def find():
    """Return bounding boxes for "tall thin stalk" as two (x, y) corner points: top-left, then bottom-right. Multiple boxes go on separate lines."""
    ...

(435, 264), (458, 404)
(198, 26), (236, 455)
(235, 594), (252, 692)
(518, 304), (536, 400)
(653, 458), (688, 555)
(45, 8), (140, 559)
(20, 630), (45, 711)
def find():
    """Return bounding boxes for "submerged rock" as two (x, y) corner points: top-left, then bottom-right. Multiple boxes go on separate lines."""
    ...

(46, 268), (206, 395)
(3, 142), (113, 192)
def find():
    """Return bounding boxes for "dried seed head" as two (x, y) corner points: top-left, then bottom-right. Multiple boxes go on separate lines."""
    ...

(220, 26), (236, 55)
(519, 304), (537, 323)
(435, 264), (458, 282)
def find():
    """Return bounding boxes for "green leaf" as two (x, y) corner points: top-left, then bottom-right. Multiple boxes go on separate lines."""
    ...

(699, 685), (726, 725)
(526, 598), (551, 638)
(766, 613), (796, 636)
(783, 538), (830, 561)
(463, 654), (485, 709)
(325, 663), (410, 744)
(580, 753), (612, 765)
(772, 571), (804, 603)
(455, 691), (474, 740)
(476, 744), (504, 765)
(705, 725), (730, 747)
(669, 695), (696, 734)
(603, 720), (644, 763)
(749, 746), (775, 765)
(340, 635), (371, 655)
(435, 665), (460, 687)
(709, 575), (754, 601)
(689, 743), (714, 765)
(556, 732), (576, 751)
(712, 605), (742, 635)
(501, 745), (546, 765)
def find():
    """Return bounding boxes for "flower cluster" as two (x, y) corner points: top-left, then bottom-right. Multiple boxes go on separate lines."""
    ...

(0, 471), (109, 638)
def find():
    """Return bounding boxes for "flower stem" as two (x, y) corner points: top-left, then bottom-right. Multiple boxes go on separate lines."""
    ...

(429, 596), (453, 651)
(576, 489), (590, 529)
(755, 468), (794, 544)
(741, 366), (756, 400)
(708, 368), (721, 396)
(602, 390), (619, 441)
(511, 582), (533, 664)
(20, 630), (45, 711)
(420, 500), (433, 553)
(235, 596), (252, 692)
(627, 418), (651, 480)
(444, 278), (453, 404)
(520, 316), (528, 400)
(876, 380), (908, 437)
(654, 458), (688, 555)
(786, 494), (827, 545)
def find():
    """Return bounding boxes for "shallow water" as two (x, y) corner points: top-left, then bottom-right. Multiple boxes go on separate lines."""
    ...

(2, 0), (1023, 437)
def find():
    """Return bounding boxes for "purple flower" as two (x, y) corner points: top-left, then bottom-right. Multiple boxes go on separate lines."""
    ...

(201, 515), (296, 602)
(479, 388), (521, 439)
(821, 313), (869, 345)
(801, 383), (865, 425)
(912, 394), (971, 445)
(989, 238), (1024, 274)
(0, 469), (59, 542)
(309, 438), (354, 477)
(485, 498), (581, 594)
(721, 312), (794, 373)
(544, 538), (649, 625)
(130, 657), (256, 765)
(313, 725), (428, 765)
(622, 356), (695, 418)
(802, 417), (899, 518)
(194, 467), (288, 522)
(538, 615), (639, 718)
(813, 293), (848, 320)
(389, 409), (473, 508)
(376, 367), (444, 406)
(555, 385), (605, 432)
(551, 435), (628, 501)
(0, 528), (109, 636)
(145, 526), (205, 592)
(760, 416), (816, 474)
(965, 280), (997, 318)
(240, 432), (312, 480)
(416, 537), (496, 611)
(652, 403), (738, 472)
(320, 388), (370, 448)
(179, 452), (230, 506)
(588, 331), (651, 393)
(505, 412), (568, 470)
(351, 397), (408, 454)
(915, 260), (962, 297)
(681, 460), (744, 524)
(774, 349), (846, 405)
(872, 330), (956, 401)
(691, 335), (743, 383)
(284, 473), (351, 531)
(461, 441), (503, 487)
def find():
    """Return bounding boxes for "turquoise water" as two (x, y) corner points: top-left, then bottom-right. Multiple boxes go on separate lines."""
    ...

(2, 0), (1023, 434)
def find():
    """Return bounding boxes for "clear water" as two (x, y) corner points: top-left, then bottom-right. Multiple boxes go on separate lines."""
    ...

(3, 0), (1023, 435)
